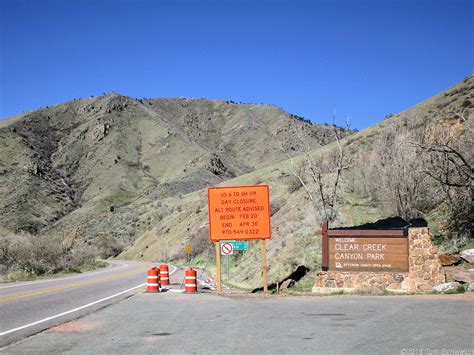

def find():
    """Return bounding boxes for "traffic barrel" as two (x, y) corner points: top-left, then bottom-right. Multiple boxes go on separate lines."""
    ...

(159, 264), (170, 285)
(147, 267), (160, 292)
(185, 268), (197, 293)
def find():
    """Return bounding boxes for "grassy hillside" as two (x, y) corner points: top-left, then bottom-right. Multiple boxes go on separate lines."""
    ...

(1, 75), (472, 289)
(0, 94), (345, 238)
(122, 75), (472, 289)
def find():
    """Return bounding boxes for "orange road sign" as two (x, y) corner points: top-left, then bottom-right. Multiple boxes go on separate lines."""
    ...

(208, 185), (271, 241)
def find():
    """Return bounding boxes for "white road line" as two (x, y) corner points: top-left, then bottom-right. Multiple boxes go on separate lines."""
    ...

(0, 262), (129, 290)
(0, 263), (178, 337)
(0, 283), (146, 337)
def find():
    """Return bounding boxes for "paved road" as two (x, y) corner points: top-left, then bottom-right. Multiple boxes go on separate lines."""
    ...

(2, 289), (472, 354)
(0, 260), (178, 348)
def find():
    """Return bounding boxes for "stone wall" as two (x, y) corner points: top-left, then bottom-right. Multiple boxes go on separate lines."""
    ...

(313, 227), (446, 293)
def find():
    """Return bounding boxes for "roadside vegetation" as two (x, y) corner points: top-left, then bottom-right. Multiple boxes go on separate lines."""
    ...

(0, 232), (116, 282)
(349, 109), (472, 251)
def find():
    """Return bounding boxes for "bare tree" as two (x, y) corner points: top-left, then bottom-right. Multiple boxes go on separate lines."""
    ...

(365, 125), (430, 220)
(417, 111), (472, 188)
(413, 110), (473, 242)
(275, 115), (353, 223)
(362, 109), (472, 243)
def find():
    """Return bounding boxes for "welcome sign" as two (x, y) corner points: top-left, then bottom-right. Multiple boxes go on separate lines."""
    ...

(320, 223), (409, 273)
(328, 236), (408, 272)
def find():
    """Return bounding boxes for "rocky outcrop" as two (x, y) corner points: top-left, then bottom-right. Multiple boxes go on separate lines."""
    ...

(438, 254), (461, 266)
(90, 122), (110, 142)
(453, 270), (474, 283)
(460, 249), (474, 264)
(434, 282), (462, 293)
(468, 283), (474, 292)
(207, 153), (228, 176)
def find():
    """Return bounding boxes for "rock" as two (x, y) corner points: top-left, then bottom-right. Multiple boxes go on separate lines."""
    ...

(460, 249), (474, 263)
(207, 154), (228, 176)
(279, 279), (295, 291)
(392, 274), (404, 283)
(438, 254), (460, 266)
(91, 123), (110, 142)
(324, 280), (337, 288)
(468, 283), (474, 292)
(453, 269), (474, 283)
(434, 282), (461, 293)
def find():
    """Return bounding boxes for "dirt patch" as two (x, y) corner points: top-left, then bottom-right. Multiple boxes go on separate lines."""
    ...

(47, 321), (101, 333)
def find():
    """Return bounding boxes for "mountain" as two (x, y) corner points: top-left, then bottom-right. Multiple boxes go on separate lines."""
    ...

(0, 94), (345, 236)
(1, 75), (472, 289)
(119, 75), (472, 287)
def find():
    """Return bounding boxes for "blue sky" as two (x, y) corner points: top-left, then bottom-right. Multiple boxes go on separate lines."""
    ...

(1, 0), (472, 129)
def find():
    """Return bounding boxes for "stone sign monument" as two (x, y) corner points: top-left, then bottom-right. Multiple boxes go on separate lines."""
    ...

(314, 218), (446, 293)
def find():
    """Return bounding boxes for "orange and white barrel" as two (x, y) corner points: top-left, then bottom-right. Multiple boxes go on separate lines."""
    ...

(147, 267), (160, 292)
(185, 268), (197, 293)
(159, 264), (170, 285)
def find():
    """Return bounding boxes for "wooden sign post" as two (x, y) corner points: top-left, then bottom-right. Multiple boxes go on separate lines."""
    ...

(262, 239), (268, 294)
(208, 185), (271, 295)
(215, 242), (222, 294)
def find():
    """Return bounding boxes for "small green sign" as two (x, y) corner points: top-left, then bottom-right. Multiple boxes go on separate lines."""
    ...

(221, 240), (248, 251)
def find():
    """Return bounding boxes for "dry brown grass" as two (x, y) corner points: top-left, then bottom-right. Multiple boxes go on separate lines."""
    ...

(0, 232), (99, 278)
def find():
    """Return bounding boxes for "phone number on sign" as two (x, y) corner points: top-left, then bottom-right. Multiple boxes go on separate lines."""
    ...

(222, 229), (259, 235)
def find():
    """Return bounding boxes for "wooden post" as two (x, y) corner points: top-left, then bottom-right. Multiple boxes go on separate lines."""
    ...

(262, 239), (268, 295)
(215, 242), (222, 294)
(322, 221), (329, 271)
